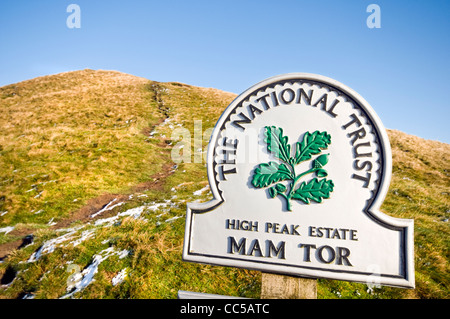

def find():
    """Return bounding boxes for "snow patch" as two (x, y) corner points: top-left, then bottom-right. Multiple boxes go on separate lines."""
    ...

(90, 198), (125, 218)
(147, 202), (168, 212)
(94, 206), (146, 227)
(71, 229), (96, 247)
(28, 230), (78, 262)
(0, 226), (14, 234)
(61, 247), (129, 298)
(28, 225), (90, 262)
(165, 216), (182, 223)
(47, 218), (57, 226)
(112, 268), (128, 286)
(193, 185), (210, 196)
(26, 203), (167, 263)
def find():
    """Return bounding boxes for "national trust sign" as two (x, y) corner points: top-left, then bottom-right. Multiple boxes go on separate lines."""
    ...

(182, 73), (415, 289)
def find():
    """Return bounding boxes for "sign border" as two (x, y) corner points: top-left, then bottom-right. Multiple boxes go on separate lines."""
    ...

(182, 73), (414, 289)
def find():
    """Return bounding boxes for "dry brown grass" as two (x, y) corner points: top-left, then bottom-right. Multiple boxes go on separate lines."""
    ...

(388, 129), (449, 180)
(160, 82), (236, 128)
(0, 69), (165, 225)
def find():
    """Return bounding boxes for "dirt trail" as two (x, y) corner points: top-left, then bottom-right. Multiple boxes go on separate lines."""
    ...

(0, 82), (176, 261)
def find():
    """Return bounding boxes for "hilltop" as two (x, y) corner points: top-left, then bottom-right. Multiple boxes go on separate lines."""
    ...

(0, 70), (448, 299)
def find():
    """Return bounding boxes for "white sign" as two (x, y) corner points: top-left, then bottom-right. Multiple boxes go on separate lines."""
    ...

(182, 73), (414, 288)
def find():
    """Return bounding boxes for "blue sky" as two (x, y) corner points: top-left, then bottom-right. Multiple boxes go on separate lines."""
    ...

(0, 0), (449, 143)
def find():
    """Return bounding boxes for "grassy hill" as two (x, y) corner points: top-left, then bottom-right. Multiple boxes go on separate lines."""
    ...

(0, 70), (448, 299)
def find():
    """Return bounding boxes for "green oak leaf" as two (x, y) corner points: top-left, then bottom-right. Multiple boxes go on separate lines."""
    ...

(264, 126), (291, 163)
(291, 178), (334, 204)
(251, 126), (334, 211)
(251, 161), (292, 188)
(294, 131), (331, 164)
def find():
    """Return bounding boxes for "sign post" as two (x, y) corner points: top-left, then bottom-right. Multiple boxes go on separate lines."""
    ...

(182, 73), (415, 297)
(261, 273), (316, 299)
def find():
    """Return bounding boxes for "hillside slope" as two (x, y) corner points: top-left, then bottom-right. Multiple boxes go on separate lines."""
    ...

(0, 70), (448, 299)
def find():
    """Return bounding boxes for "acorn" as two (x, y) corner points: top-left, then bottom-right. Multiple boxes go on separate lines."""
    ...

(268, 186), (277, 198)
(316, 168), (328, 177)
(313, 153), (329, 169)
(275, 183), (287, 192)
